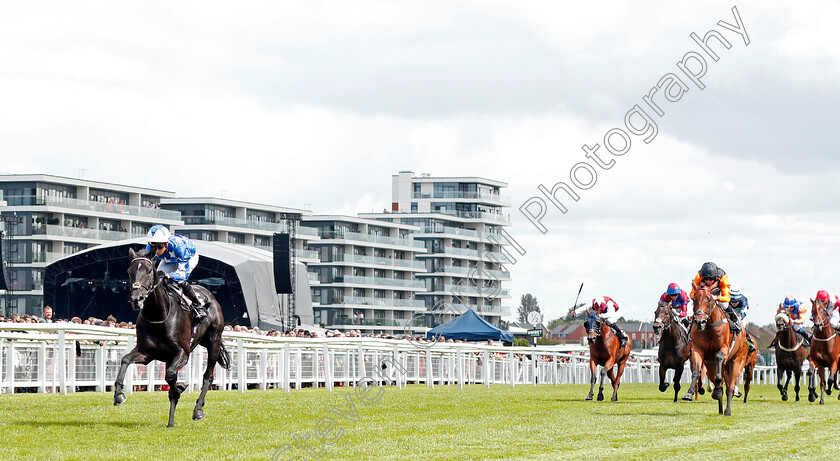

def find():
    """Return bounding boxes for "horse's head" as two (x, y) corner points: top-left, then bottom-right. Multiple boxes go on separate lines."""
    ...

(692, 287), (716, 331)
(811, 298), (826, 329)
(127, 248), (157, 311)
(585, 313), (601, 344)
(774, 311), (792, 331)
(652, 302), (670, 336)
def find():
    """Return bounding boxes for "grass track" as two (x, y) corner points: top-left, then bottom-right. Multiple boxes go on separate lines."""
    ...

(0, 383), (837, 460)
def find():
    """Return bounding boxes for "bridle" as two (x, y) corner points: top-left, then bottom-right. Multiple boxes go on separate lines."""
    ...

(692, 290), (723, 331)
(811, 302), (837, 342)
(129, 257), (164, 314)
(654, 304), (688, 345)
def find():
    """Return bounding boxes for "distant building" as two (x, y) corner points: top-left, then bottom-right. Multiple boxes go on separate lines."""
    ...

(362, 171), (513, 327)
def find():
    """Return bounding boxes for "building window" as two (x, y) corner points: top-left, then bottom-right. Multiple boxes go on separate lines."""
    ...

(410, 202), (417, 212)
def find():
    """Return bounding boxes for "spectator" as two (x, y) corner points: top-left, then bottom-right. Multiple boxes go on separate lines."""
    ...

(40, 306), (54, 323)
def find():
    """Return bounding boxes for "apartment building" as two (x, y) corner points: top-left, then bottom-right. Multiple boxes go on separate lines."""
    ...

(362, 171), (513, 326)
(301, 216), (428, 335)
(0, 174), (182, 314)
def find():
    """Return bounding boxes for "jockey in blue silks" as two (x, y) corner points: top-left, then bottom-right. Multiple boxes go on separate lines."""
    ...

(145, 225), (208, 322)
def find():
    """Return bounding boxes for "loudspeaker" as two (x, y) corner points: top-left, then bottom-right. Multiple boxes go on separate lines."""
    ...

(273, 233), (292, 293)
(0, 232), (6, 291)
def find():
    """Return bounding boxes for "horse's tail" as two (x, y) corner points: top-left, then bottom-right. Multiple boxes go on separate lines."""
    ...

(218, 341), (232, 370)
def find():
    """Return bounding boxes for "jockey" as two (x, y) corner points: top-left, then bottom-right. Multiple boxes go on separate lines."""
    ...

(729, 286), (756, 353)
(689, 262), (739, 333)
(777, 296), (809, 347)
(575, 296), (628, 347)
(815, 290), (840, 333)
(145, 225), (208, 323)
(658, 283), (690, 329)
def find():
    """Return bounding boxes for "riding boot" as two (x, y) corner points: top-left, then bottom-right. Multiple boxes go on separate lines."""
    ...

(796, 329), (810, 348)
(180, 281), (208, 323)
(608, 323), (628, 347)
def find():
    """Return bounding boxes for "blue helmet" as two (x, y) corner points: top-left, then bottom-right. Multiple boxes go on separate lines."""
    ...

(730, 287), (742, 301)
(783, 296), (800, 309)
(666, 283), (681, 296)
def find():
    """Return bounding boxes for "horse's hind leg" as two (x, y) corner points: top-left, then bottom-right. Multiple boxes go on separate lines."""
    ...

(194, 341), (221, 421)
(743, 365), (752, 403)
(610, 359), (628, 402)
(165, 351), (190, 427)
(114, 348), (151, 406)
(794, 369), (802, 401)
(683, 352), (701, 401)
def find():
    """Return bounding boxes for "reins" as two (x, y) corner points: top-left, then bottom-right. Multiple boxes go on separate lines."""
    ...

(131, 257), (171, 324)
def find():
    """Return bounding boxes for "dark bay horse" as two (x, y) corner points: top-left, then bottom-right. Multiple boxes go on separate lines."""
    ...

(652, 303), (691, 402)
(689, 287), (748, 415)
(585, 315), (632, 402)
(807, 300), (840, 404)
(741, 330), (758, 403)
(774, 311), (809, 401)
(114, 248), (231, 427)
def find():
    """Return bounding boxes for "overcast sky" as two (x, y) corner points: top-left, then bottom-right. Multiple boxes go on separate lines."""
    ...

(2, 1), (839, 326)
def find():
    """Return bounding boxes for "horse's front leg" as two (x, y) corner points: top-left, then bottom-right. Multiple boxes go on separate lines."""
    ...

(597, 366), (607, 401)
(819, 367), (827, 405)
(712, 351), (725, 403)
(777, 366), (789, 401)
(793, 369), (802, 402)
(114, 348), (151, 406)
(165, 350), (190, 427)
(585, 359), (597, 401)
(683, 351), (701, 401)
(808, 365), (817, 402)
(672, 365), (683, 403)
(827, 361), (839, 396)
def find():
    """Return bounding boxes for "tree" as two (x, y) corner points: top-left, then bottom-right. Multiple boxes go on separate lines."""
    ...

(517, 294), (540, 323)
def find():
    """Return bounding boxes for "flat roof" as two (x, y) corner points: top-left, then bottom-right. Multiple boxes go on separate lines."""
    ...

(303, 215), (420, 231)
(0, 174), (177, 196)
(394, 173), (507, 188)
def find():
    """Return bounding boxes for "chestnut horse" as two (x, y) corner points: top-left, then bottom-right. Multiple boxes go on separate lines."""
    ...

(689, 287), (748, 415)
(807, 299), (840, 404)
(585, 314), (632, 402)
(652, 303), (691, 402)
(741, 330), (758, 403)
(114, 249), (231, 426)
(774, 311), (809, 401)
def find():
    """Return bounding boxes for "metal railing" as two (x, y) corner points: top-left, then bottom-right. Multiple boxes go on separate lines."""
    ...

(327, 253), (427, 270)
(0, 324), (783, 395)
(315, 231), (426, 249)
(34, 225), (146, 241)
(4, 195), (181, 221)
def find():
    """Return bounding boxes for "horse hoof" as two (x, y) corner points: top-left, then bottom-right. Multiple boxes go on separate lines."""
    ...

(781, 393), (788, 401)
(659, 383), (669, 392)
(611, 395), (618, 402)
(795, 395), (800, 402)
(712, 388), (723, 401)
(809, 394), (816, 403)
(193, 409), (205, 420)
(114, 393), (126, 406)
(698, 387), (705, 395)
(681, 393), (693, 401)
(597, 394), (604, 402)
(585, 395), (593, 401)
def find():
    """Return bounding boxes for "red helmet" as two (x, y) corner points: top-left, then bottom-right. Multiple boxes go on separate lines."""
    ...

(816, 290), (831, 303)
(592, 297), (606, 312)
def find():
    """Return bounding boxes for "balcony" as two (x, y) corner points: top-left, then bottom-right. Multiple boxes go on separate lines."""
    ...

(314, 230), (425, 249)
(325, 253), (426, 269)
(413, 191), (511, 205)
(326, 317), (425, 328)
(337, 296), (425, 308)
(428, 265), (510, 279)
(182, 216), (320, 234)
(5, 195), (181, 221)
(436, 284), (510, 297)
(33, 225), (145, 241)
(30, 252), (65, 264)
(445, 304), (511, 315)
(330, 275), (426, 289)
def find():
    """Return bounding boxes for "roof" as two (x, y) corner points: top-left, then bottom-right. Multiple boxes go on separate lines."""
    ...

(426, 309), (514, 342)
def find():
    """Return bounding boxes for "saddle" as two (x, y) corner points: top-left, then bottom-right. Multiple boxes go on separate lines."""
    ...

(163, 281), (208, 313)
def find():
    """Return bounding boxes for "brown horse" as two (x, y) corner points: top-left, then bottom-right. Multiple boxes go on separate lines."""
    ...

(584, 315), (632, 402)
(114, 249), (231, 426)
(689, 287), (748, 415)
(807, 299), (840, 404)
(741, 330), (758, 403)
(652, 303), (691, 402)
(774, 311), (809, 401)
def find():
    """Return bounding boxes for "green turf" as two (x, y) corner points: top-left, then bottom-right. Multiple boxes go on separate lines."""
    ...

(0, 383), (836, 460)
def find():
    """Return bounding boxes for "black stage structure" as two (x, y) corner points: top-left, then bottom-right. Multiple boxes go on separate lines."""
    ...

(43, 239), (281, 327)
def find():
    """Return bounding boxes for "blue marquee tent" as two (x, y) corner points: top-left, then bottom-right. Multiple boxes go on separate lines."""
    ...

(425, 309), (514, 342)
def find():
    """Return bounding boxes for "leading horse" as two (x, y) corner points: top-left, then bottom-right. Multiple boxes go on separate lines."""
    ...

(114, 248), (231, 427)
(652, 303), (692, 402)
(688, 287), (748, 415)
(807, 299), (840, 405)
(774, 311), (809, 401)
(585, 315), (632, 402)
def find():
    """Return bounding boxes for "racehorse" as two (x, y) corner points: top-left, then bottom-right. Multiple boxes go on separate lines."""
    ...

(688, 286), (748, 416)
(807, 299), (840, 404)
(652, 302), (692, 402)
(584, 314), (632, 402)
(114, 248), (231, 427)
(741, 330), (758, 403)
(774, 311), (809, 401)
